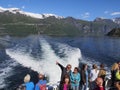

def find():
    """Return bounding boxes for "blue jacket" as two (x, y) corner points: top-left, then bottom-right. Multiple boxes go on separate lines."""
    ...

(25, 82), (34, 90)
(70, 72), (80, 86)
(35, 80), (47, 90)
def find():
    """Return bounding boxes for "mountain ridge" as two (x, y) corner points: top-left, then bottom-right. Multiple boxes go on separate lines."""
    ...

(0, 7), (63, 19)
(0, 6), (120, 37)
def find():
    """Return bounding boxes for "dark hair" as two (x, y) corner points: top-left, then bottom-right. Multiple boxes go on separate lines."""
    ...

(74, 67), (79, 72)
(82, 64), (87, 71)
(62, 74), (71, 84)
(117, 61), (120, 64)
(100, 63), (105, 69)
(66, 64), (72, 68)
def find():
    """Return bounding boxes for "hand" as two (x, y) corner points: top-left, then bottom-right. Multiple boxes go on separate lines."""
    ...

(75, 81), (77, 84)
(56, 61), (59, 65)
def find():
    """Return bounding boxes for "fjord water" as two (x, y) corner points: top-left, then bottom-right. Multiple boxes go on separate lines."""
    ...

(0, 35), (120, 90)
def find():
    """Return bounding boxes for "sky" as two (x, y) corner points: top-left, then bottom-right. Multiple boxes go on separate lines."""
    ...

(0, 0), (120, 21)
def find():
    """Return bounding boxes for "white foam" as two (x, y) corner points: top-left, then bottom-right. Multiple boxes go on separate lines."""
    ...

(0, 60), (17, 89)
(6, 37), (82, 83)
(54, 42), (81, 71)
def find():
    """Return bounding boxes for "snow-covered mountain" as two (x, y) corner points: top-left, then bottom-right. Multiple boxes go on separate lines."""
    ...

(0, 6), (63, 19)
(113, 17), (120, 25)
(94, 17), (120, 25)
(94, 17), (114, 23)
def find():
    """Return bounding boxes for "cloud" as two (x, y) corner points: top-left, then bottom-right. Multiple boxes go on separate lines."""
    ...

(104, 11), (109, 14)
(22, 6), (25, 9)
(8, 4), (12, 7)
(111, 12), (120, 16)
(81, 12), (90, 18)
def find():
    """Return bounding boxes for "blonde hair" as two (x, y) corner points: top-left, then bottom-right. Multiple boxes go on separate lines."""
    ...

(24, 74), (30, 83)
(111, 63), (119, 71)
(98, 69), (106, 77)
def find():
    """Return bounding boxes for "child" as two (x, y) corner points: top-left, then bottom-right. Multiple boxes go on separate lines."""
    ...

(61, 74), (72, 90)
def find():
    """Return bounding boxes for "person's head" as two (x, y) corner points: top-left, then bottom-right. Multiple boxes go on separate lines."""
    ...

(92, 64), (97, 69)
(63, 74), (70, 84)
(100, 63), (105, 69)
(24, 74), (31, 83)
(117, 61), (120, 65)
(111, 63), (119, 71)
(117, 61), (120, 69)
(74, 67), (79, 74)
(95, 77), (103, 87)
(66, 64), (72, 71)
(38, 73), (44, 80)
(82, 64), (87, 71)
(115, 81), (120, 90)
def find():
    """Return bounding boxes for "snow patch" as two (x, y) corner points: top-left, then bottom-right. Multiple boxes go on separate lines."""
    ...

(0, 6), (63, 19)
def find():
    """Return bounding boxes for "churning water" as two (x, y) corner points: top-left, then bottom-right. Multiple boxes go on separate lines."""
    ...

(0, 35), (120, 89)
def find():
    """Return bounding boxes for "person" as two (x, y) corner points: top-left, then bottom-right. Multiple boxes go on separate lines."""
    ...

(81, 64), (89, 90)
(70, 67), (80, 90)
(117, 61), (120, 69)
(35, 73), (47, 90)
(109, 81), (120, 90)
(56, 61), (72, 90)
(93, 77), (105, 90)
(89, 64), (99, 90)
(116, 68), (120, 81)
(61, 74), (73, 90)
(98, 64), (106, 87)
(115, 81), (120, 90)
(111, 63), (119, 87)
(23, 74), (34, 90)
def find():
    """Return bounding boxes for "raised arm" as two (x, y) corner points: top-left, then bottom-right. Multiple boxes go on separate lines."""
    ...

(56, 61), (64, 71)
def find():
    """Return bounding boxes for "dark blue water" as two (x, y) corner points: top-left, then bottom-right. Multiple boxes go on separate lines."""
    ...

(58, 37), (120, 66)
(0, 36), (120, 90)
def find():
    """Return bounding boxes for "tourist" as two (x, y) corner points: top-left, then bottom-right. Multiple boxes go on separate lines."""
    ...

(98, 64), (106, 87)
(61, 74), (73, 90)
(81, 64), (89, 90)
(116, 68), (120, 81)
(116, 62), (120, 83)
(109, 81), (120, 90)
(111, 63), (119, 87)
(35, 73), (47, 90)
(93, 77), (105, 90)
(89, 64), (99, 90)
(56, 61), (72, 90)
(117, 61), (120, 69)
(115, 81), (120, 90)
(70, 67), (80, 90)
(23, 74), (34, 90)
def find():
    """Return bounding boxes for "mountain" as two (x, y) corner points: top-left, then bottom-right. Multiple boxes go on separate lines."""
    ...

(0, 7), (63, 19)
(94, 17), (114, 24)
(0, 7), (120, 37)
(107, 28), (120, 37)
(113, 17), (120, 25)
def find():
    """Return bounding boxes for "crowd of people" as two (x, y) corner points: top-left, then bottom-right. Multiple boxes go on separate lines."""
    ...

(18, 61), (120, 90)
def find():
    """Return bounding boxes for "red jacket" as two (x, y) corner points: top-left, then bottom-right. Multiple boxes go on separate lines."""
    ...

(94, 86), (105, 90)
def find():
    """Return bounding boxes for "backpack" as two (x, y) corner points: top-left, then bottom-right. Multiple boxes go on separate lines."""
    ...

(116, 70), (120, 80)
(39, 84), (46, 90)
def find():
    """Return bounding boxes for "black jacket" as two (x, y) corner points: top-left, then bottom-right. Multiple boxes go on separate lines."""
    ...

(58, 63), (71, 83)
(81, 70), (86, 84)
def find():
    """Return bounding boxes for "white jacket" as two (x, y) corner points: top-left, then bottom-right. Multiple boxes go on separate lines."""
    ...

(90, 69), (99, 81)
